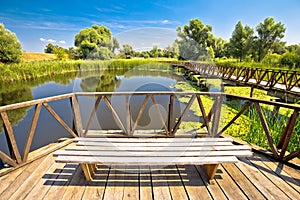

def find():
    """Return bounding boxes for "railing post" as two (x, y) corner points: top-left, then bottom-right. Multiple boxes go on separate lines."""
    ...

(277, 110), (299, 158)
(211, 95), (222, 137)
(23, 103), (42, 162)
(71, 94), (83, 137)
(1, 112), (22, 164)
(168, 94), (174, 136)
(125, 95), (132, 136)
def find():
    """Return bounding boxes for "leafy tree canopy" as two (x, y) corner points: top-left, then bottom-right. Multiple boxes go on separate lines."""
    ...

(256, 17), (286, 61)
(74, 25), (118, 59)
(0, 23), (22, 63)
(228, 21), (254, 61)
(176, 18), (215, 60)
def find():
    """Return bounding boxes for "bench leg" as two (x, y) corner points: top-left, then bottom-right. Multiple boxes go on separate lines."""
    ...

(81, 164), (96, 181)
(203, 164), (219, 180)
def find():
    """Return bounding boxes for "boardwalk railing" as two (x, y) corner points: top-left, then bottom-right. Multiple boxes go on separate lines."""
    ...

(0, 92), (299, 167)
(170, 62), (300, 95)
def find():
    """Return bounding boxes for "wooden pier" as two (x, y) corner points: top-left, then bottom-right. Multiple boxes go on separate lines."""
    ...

(0, 140), (299, 200)
(170, 62), (300, 101)
(0, 92), (299, 199)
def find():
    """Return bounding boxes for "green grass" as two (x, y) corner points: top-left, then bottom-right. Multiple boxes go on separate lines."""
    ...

(0, 59), (169, 82)
(171, 81), (300, 154)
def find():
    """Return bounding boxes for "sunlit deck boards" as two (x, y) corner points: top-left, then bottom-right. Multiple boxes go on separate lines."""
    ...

(0, 148), (299, 200)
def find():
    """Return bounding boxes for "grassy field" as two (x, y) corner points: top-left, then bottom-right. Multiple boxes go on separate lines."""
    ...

(22, 52), (56, 62)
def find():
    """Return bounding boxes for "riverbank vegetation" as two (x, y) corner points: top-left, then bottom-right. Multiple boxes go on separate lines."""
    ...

(0, 59), (172, 82)
(1, 16), (300, 83)
(172, 81), (299, 155)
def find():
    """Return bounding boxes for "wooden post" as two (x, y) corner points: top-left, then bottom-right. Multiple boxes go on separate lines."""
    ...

(254, 102), (279, 157)
(278, 110), (299, 158)
(172, 95), (196, 136)
(277, 110), (298, 149)
(168, 95), (174, 136)
(84, 96), (102, 136)
(218, 101), (253, 135)
(1, 111), (22, 164)
(103, 96), (127, 135)
(196, 95), (211, 135)
(250, 87), (254, 97)
(71, 95), (83, 137)
(150, 95), (169, 135)
(23, 103), (42, 162)
(0, 151), (17, 167)
(132, 95), (149, 133)
(81, 164), (94, 181)
(126, 95), (132, 136)
(211, 95), (222, 137)
(43, 103), (77, 138)
(203, 164), (219, 180)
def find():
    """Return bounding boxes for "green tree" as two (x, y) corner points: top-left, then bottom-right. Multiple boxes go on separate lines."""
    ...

(176, 18), (214, 60)
(164, 45), (178, 58)
(255, 17), (286, 61)
(286, 44), (300, 55)
(280, 52), (300, 68)
(121, 44), (135, 59)
(44, 43), (56, 53)
(74, 25), (116, 59)
(228, 21), (254, 61)
(68, 47), (81, 60)
(270, 41), (286, 54)
(207, 46), (215, 61)
(0, 23), (22, 63)
(262, 53), (281, 66)
(212, 37), (228, 58)
(150, 45), (159, 58)
(53, 46), (68, 60)
(89, 46), (115, 60)
(112, 36), (120, 53)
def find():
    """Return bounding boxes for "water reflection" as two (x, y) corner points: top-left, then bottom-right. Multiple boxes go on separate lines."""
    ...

(0, 64), (188, 168)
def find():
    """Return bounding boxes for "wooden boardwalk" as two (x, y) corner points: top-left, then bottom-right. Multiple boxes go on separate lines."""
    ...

(0, 143), (299, 200)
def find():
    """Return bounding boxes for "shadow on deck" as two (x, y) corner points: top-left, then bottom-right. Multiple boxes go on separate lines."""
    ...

(0, 142), (299, 200)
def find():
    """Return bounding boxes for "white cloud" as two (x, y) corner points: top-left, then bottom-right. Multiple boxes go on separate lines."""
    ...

(59, 40), (66, 44)
(162, 20), (170, 24)
(47, 39), (56, 43)
(40, 38), (57, 43)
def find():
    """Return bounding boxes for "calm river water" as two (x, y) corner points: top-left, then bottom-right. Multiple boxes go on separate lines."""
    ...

(1, 64), (216, 167)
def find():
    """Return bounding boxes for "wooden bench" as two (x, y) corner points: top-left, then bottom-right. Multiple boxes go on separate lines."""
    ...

(54, 137), (252, 182)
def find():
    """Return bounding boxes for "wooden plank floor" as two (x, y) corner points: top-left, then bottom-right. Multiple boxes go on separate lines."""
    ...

(0, 149), (299, 200)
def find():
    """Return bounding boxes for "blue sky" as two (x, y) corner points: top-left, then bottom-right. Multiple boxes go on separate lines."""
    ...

(1, 0), (300, 52)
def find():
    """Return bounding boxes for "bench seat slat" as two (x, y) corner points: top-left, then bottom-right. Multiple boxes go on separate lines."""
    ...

(55, 155), (239, 165)
(54, 150), (252, 157)
(65, 145), (251, 151)
(77, 141), (234, 147)
(73, 137), (233, 143)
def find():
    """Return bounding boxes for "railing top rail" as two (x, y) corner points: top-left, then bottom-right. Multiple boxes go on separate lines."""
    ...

(226, 94), (300, 110)
(0, 93), (74, 112)
(0, 92), (299, 112)
(75, 91), (223, 96)
(168, 61), (300, 74)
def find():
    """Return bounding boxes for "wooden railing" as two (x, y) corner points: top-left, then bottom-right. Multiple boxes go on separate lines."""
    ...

(170, 62), (300, 95)
(0, 92), (299, 168)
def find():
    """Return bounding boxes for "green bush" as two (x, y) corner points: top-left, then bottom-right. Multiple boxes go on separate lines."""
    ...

(280, 52), (300, 68)
(0, 24), (22, 63)
(262, 53), (281, 67)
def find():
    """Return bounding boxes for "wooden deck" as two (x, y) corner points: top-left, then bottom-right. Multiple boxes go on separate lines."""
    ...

(0, 143), (299, 200)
